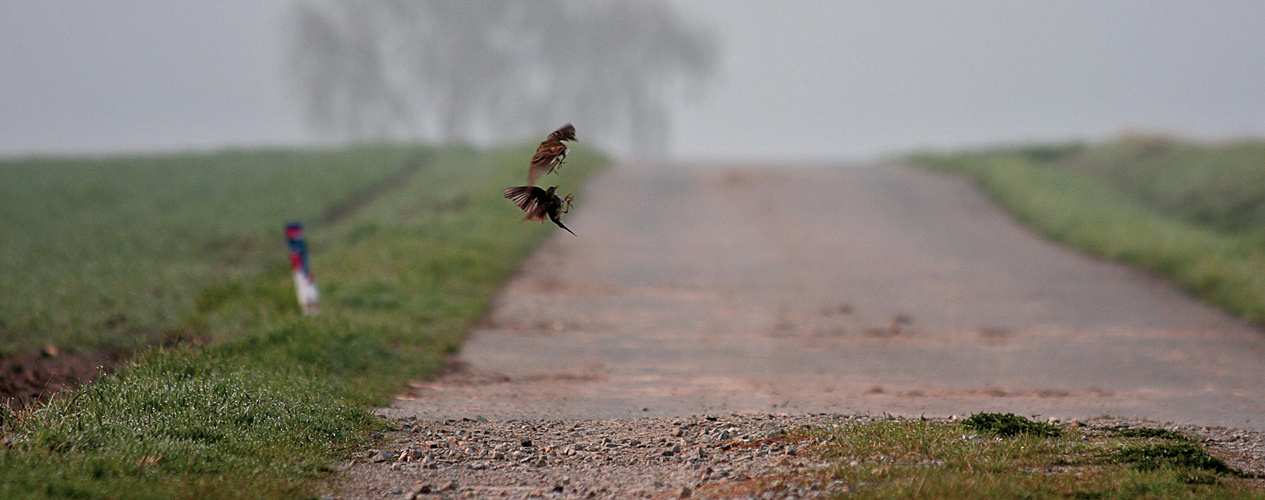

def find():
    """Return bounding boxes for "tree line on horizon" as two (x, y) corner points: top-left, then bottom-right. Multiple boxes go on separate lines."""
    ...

(285, 0), (718, 158)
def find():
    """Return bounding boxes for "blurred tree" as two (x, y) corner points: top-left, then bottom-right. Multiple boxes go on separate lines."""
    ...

(285, 0), (717, 158)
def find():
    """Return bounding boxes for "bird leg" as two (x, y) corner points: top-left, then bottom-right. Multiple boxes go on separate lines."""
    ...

(562, 193), (574, 214)
(552, 151), (567, 174)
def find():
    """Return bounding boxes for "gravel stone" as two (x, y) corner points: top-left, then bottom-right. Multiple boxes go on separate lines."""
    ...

(326, 413), (1265, 499)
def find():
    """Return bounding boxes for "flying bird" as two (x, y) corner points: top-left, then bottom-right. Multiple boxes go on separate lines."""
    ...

(504, 185), (576, 236)
(527, 123), (577, 186)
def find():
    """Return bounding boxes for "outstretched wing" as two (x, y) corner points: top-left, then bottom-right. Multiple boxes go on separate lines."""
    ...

(503, 185), (548, 221)
(546, 123), (576, 142)
(504, 185), (544, 212)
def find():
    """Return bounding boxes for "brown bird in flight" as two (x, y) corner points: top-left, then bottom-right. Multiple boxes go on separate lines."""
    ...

(504, 185), (576, 236)
(527, 123), (577, 186)
(505, 124), (579, 236)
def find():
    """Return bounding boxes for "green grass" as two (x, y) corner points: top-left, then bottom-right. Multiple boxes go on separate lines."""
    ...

(0, 146), (418, 354)
(1, 348), (376, 499)
(912, 140), (1265, 325)
(1049, 136), (1265, 236)
(0, 143), (606, 497)
(747, 414), (1263, 499)
(962, 411), (1062, 438)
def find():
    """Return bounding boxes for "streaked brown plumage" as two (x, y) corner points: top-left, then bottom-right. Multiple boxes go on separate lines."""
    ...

(503, 185), (576, 236)
(527, 123), (577, 186)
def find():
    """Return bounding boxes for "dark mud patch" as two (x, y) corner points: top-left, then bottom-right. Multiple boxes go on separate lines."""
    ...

(0, 347), (125, 410)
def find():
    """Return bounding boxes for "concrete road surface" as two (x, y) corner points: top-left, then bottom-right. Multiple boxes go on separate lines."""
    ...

(383, 163), (1265, 429)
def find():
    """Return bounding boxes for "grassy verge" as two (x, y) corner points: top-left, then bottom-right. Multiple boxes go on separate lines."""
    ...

(2, 349), (375, 498)
(912, 142), (1265, 325)
(709, 414), (1263, 498)
(0, 144), (606, 497)
(1044, 137), (1265, 236)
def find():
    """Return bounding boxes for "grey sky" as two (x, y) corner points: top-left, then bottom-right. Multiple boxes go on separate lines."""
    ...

(0, 1), (302, 154)
(3, 1), (1265, 160)
(673, 1), (1265, 161)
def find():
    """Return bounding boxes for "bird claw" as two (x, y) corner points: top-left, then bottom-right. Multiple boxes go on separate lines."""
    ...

(562, 193), (574, 214)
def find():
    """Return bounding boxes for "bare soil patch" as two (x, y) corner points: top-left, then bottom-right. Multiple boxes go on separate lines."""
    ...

(0, 347), (123, 409)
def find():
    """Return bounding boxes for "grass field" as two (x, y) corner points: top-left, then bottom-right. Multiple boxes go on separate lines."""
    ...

(0, 146), (418, 354)
(0, 143), (606, 497)
(912, 138), (1265, 325)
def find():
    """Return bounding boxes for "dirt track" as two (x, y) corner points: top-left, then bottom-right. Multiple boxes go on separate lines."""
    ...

(329, 163), (1265, 498)
(388, 163), (1265, 428)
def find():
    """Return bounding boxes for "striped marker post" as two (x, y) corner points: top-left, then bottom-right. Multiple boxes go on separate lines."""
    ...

(285, 222), (321, 315)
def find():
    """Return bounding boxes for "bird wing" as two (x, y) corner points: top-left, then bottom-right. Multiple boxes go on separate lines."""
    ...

(525, 124), (576, 185)
(504, 186), (548, 221)
(546, 123), (576, 142)
(528, 142), (567, 186)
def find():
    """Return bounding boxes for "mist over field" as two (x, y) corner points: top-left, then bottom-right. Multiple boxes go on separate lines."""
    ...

(3, 1), (1265, 159)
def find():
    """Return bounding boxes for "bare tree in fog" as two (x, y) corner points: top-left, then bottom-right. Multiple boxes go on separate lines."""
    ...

(287, 3), (408, 140)
(285, 0), (717, 157)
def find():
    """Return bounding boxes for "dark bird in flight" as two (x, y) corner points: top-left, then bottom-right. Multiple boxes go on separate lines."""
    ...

(527, 123), (577, 186)
(504, 185), (576, 236)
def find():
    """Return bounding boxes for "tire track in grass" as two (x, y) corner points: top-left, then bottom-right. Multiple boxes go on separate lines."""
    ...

(317, 152), (433, 226)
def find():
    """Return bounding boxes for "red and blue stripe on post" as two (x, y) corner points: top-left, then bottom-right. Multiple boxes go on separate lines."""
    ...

(285, 221), (320, 315)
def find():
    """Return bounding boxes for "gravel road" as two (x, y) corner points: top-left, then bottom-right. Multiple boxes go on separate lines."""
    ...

(326, 163), (1265, 498)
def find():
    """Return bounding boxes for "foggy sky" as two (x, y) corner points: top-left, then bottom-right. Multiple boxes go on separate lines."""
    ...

(4, 1), (1265, 161)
